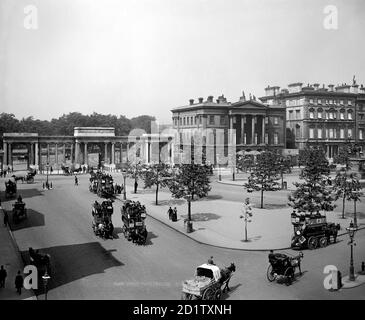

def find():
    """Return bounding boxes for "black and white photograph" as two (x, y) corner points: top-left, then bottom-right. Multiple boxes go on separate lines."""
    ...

(0, 0), (364, 307)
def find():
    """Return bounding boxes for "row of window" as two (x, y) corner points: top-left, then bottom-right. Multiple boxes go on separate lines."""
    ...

(308, 109), (353, 120)
(174, 115), (281, 127)
(307, 128), (363, 139)
(286, 98), (354, 107)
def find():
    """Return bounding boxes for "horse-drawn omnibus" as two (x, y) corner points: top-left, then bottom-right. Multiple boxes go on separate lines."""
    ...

(91, 200), (114, 239)
(120, 200), (147, 244)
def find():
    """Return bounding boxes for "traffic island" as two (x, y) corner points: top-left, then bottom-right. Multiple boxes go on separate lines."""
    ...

(341, 274), (365, 289)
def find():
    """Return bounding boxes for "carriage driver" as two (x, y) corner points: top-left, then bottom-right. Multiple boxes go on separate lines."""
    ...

(17, 195), (23, 203)
(207, 256), (215, 265)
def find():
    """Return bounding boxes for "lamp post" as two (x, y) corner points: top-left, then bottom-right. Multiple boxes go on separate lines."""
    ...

(346, 220), (357, 281)
(42, 271), (51, 300)
(184, 194), (193, 233)
(240, 198), (252, 242)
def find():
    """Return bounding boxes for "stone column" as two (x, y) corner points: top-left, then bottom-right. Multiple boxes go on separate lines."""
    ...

(55, 143), (58, 166)
(241, 115), (245, 145)
(3, 142), (8, 166)
(229, 115), (234, 145)
(63, 144), (66, 163)
(75, 141), (80, 164)
(84, 142), (88, 165)
(126, 143), (129, 162)
(47, 144), (50, 164)
(35, 142), (39, 166)
(8, 143), (12, 167)
(262, 116), (265, 144)
(30, 143), (34, 165)
(251, 116), (255, 144)
(111, 142), (115, 164)
(70, 143), (74, 164)
(104, 142), (108, 164)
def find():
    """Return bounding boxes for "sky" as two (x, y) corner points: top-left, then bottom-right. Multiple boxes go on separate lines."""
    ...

(0, 0), (365, 124)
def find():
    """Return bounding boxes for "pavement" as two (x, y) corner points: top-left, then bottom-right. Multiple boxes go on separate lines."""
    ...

(1, 173), (365, 299)
(0, 207), (36, 300)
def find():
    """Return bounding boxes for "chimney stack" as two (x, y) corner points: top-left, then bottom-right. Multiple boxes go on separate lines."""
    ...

(207, 95), (213, 102)
(189, 99), (194, 105)
(328, 84), (334, 91)
(198, 97), (204, 103)
(313, 83), (320, 90)
(240, 91), (246, 101)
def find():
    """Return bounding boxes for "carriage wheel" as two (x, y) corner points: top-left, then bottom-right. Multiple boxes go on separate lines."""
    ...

(266, 264), (276, 282)
(307, 237), (318, 250)
(214, 288), (222, 300)
(319, 237), (328, 248)
(202, 287), (215, 300)
(181, 292), (193, 300)
(284, 267), (294, 286)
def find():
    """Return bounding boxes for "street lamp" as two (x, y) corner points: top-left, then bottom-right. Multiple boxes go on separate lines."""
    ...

(42, 271), (51, 300)
(184, 194), (193, 233)
(346, 220), (358, 281)
(240, 198), (252, 242)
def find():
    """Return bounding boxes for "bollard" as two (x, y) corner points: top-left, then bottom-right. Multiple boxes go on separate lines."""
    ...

(186, 221), (193, 233)
(337, 270), (342, 289)
(362, 262), (365, 273)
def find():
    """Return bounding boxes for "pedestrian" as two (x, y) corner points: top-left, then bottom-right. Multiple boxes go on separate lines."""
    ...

(74, 175), (78, 186)
(0, 265), (7, 288)
(173, 207), (177, 221)
(50, 166), (53, 174)
(3, 211), (9, 227)
(134, 180), (138, 193)
(167, 207), (173, 220)
(15, 271), (23, 295)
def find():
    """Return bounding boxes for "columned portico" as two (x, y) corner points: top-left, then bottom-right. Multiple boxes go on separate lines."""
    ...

(251, 116), (255, 144)
(104, 142), (109, 164)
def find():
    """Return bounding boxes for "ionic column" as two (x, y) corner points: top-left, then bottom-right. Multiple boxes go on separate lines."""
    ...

(241, 115), (245, 145)
(70, 143), (74, 163)
(251, 116), (256, 144)
(30, 143), (34, 165)
(111, 142), (115, 164)
(75, 141), (80, 164)
(104, 142), (108, 164)
(229, 115), (234, 145)
(3, 142), (8, 166)
(262, 116), (266, 144)
(8, 143), (12, 167)
(84, 142), (88, 165)
(63, 144), (66, 163)
(35, 142), (39, 166)
(126, 143), (129, 162)
(55, 143), (58, 166)
(47, 144), (50, 164)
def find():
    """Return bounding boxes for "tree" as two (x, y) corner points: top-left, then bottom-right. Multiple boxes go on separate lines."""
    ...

(140, 162), (172, 205)
(169, 164), (211, 201)
(288, 147), (336, 215)
(236, 154), (254, 173)
(333, 171), (363, 221)
(333, 146), (351, 170)
(244, 151), (281, 209)
(125, 160), (145, 193)
(130, 115), (156, 134)
(277, 155), (292, 188)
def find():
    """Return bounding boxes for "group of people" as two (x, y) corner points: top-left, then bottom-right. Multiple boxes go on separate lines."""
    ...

(122, 200), (146, 217)
(0, 266), (24, 295)
(167, 207), (178, 222)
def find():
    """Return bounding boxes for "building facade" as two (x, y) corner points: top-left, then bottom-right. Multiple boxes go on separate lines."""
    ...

(260, 81), (365, 159)
(1, 127), (174, 171)
(171, 93), (286, 164)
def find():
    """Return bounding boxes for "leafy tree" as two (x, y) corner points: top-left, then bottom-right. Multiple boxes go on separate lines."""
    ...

(333, 146), (351, 169)
(236, 154), (254, 172)
(288, 147), (336, 215)
(277, 155), (292, 188)
(169, 164), (211, 201)
(244, 151), (281, 208)
(130, 115), (156, 134)
(125, 160), (145, 193)
(333, 171), (362, 220)
(140, 162), (172, 205)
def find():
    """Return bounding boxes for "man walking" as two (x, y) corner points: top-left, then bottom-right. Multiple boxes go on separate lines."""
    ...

(15, 271), (23, 295)
(167, 207), (173, 220)
(3, 211), (9, 227)
(74, 175), (78, 186)
(0, 265), (7, 288)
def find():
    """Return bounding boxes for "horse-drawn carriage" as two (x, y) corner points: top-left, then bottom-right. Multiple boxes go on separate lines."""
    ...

(92, 200), (114, 239)
(12, 201), (27, 224)
(291, 212), (340, 250)
(5, 179), (17, 198)
(11, 169), (36, 184)
(29, 247), (51, 275)
(120, 200), (147, 244)
(267, 252), (303, 285)
(181, 262), (236, 300)
(89, 171), (121, 198)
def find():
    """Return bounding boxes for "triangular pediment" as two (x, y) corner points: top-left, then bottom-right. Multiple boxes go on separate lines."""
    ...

(231, 100), (268, 109)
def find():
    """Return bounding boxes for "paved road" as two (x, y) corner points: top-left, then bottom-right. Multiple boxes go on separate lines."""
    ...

(1, 174), (364, 299)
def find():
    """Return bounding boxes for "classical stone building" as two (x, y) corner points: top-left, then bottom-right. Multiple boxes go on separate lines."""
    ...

(1, 127), (174, 171)
(260, 81), (365, 159)
(171, 93), (286, 164)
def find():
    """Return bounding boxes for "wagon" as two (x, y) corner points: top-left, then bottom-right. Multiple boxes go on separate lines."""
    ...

(92, 200), (114, 239)
(5, 180), (17, 198)
(291, 213), (340, 250)
(120, 200), (147, 244)
(267, 252), (303, 285)
(181, 263), (236, 300)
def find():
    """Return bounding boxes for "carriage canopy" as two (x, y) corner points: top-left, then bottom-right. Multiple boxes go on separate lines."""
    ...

(196, 264), (221, 282)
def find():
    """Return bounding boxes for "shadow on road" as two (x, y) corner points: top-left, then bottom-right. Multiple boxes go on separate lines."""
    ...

(156, 199), (185, 206)
(181, 213), (221, 222)
(144, 231), (158, 246)
(20, 242), (124, 296)
(222, 283), (242, 300)
(8, 209), (45, 231)
(14, 188), (45, 200)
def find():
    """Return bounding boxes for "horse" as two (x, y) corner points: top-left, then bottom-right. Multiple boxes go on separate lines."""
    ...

(28, 247), (51, 274)
(289, 252), (303, 275)
(219, 262), (236, 292)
